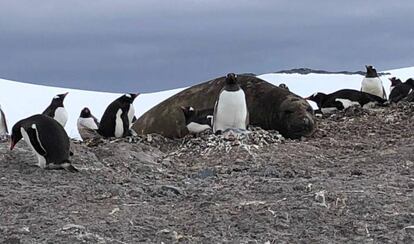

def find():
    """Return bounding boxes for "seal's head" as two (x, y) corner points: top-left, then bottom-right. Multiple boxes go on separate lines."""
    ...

(277, 95), (315, 139)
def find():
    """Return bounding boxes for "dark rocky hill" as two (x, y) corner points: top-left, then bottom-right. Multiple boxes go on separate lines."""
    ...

(0, 103), (413, 243)
(275, 68), (391, 76)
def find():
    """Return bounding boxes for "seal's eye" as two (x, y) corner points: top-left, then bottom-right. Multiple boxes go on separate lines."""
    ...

(306, 107), (313, 113)
(284, 110), (294, 115)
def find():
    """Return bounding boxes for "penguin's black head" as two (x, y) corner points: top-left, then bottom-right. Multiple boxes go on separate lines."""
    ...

(365, 65), (378, 78)
(225, 73), (238, 85)
(305, 92), (327, 108)
(51, 92), (68, 107)
(279, 83), (289, 91)
(80, 107), (92, 118)
(119, 93), (139, 104)
(10, 122), (23, 150)
(389, 77), (402, 87)
(180, 106), (195, 123)
(405, 78), (414, 87)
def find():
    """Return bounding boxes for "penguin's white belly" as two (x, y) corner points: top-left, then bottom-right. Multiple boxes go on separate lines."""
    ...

(361, 78), (384, 98)
(213, 90), (247, 132)
(114, 109), (124, 138)
(21, 127), (47, 168)
(54, 107), (68, 127)
(0, 111), (6, 135)
(186, 122), (211, 134)
(335, 98), (360, 109)
(77, 117), (98, 130)
(127, 105), (135, 128)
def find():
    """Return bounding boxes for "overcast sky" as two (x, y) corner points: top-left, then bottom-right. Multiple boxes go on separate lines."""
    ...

(1, 0), (413, 93)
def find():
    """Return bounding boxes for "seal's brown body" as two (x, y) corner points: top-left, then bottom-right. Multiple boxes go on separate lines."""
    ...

(133, 75), (316, 139)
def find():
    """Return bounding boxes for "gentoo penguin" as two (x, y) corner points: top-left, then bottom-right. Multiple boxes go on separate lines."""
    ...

(10, 114), (77, 172)
(0, 104), (8, 139)
(361, 65), (387, 99)
(306, 89), (386, 113)
(213, 73), (249, 134)
(389, 78), (414, 103)
(98, 93), (139, 138)
(279, 83), (289, 91)
(181, 106), (213, 134)
(77, 107), (100, 141)
(42, 92), (69, 127)
(389, 77), (402, 93)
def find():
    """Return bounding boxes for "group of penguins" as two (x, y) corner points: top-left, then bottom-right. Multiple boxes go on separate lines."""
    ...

(0, 73), (250, 172)
(305, 65), (414, 113)
(0, 93), (139, 172)
(0, 66), (412, 172)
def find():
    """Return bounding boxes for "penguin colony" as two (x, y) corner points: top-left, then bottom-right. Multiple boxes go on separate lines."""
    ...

(306, 65), (414, 113)
(1, 65), (414, 172)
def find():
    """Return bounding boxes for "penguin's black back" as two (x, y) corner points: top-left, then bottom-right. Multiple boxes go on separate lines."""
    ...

(182, 107), (213, 126)
(42, 95), (66, 118)
(322, 89), (386, 108)
(20, 114), (70, 164)
(98, 98), (131, 137)
(389, 80), (414, 103)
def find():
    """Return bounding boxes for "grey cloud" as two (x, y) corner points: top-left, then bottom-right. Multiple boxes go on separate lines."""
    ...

(0, 1), (413, 92)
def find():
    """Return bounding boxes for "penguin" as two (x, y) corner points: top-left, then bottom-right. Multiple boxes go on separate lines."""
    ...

(213, 73), (249, 134)
(360, 65), (387, 99)
(279, 83), (289, 91)
(0, 104), (8, 139)
(10, 114), (78, 172)
(306, 89), (386, 114)
(389, 77), (402, 93)
(98, 93), (139, 138)
(77, 107), (100, 141)
(389, 78), (414, 103)
(42, 92), (69, 127)
(181, 106), (213, 134)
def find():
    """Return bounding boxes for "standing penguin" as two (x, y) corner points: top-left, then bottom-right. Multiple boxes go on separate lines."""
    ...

(361, 65), (387, 99)
(0, 104), (8, 139)
(42, 92), (69, 127)
(98, 93), (139, 138)
(77, 107), (100, 141)
(389, 78), (414, 103)
(213, 73), (249, 134)
(10, 114), (77, 172)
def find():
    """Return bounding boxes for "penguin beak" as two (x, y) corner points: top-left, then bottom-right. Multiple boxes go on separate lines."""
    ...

(10, 139), (16, 150)
(63, 92), (69, 97)
(132, 93), (140, 100)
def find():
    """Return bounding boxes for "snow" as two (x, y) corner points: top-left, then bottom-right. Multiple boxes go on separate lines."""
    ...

(0, 66), (413, 139)
(258, 66), (414, 108)
(0, 78), (184, 139)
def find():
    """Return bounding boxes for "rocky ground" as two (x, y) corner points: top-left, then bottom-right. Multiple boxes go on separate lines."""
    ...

(0, 103), (413, 243)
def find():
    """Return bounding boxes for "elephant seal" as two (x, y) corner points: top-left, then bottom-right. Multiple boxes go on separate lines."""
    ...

(133, 75), (316, 139)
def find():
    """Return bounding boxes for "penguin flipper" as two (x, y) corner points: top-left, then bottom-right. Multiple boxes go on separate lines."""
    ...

(121, 110), (130, 137)
(1, 109), (8, 134)
(26, 127), (47, 156)
(382, 87), (387, 100)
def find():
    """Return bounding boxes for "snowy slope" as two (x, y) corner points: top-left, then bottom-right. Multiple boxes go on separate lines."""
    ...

(0, 78), (184, 139)
(0, 66), (413, 139)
